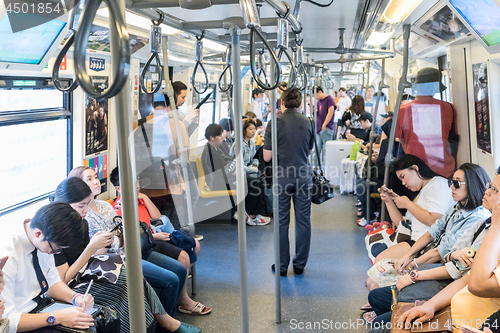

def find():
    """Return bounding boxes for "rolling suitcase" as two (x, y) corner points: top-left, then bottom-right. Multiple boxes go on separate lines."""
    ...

(324, 140), (354, 186)
(340, 157), (357, 194)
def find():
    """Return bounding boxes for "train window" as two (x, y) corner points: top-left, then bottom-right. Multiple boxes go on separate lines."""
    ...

(195, 85), (216, 142)
(0, 77), (72, 216)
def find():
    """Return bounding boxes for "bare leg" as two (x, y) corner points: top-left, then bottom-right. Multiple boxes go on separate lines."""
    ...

(177, 251), (197, 309)
(373, 242), (411, 264)
(366, 277), (379, 291)
(194, 240), (200, 256)
(154, 313), (180, 331)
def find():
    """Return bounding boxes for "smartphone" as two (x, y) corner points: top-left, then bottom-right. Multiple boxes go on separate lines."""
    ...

(110, 222), (123, 233)
(0, 256), (8, 270)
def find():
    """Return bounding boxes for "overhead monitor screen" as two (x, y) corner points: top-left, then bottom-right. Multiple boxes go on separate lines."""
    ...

(419, 5), (468, 42)
(449, 0), (500, 47)
(0, 14), (66, 64)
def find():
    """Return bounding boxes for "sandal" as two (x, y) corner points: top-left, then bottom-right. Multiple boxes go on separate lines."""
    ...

(363, 311), (377, 324)
(360, 302), (372, 311)
(178, 302), (212, 316)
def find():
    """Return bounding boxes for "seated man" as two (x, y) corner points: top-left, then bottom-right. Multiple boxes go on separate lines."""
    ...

(0, 202), (94, 333)
(346, 112), (382, 144)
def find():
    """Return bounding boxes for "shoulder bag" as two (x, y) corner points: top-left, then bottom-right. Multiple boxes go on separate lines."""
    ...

(391, 302), (452, 333)
(310, 119), (334, 205)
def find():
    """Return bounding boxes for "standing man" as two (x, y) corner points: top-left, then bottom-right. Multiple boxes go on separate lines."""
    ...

(364, 86), (375, 113)
(315, 86), (336, 164)
(247, 88), (269, 122)
(263, 88), (315, 276)
(335, 87), (352, 139)
(0, 203), (94, 333)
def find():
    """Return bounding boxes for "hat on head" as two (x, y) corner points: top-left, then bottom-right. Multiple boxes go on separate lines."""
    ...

(381, 111), (394, 119)
(359, 112), (373, 122)
(415, 67), (446, 92)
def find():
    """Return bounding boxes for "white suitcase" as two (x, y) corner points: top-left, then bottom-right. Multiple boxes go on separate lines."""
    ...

(340, 158), (357, 194)
(324, 140), (355, 186)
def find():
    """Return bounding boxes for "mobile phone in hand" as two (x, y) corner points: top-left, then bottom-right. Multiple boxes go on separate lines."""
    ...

(0, 256), (8, 270)
(110, 222), (123, 233)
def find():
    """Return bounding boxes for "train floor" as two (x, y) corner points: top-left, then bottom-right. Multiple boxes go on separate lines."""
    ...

(178, 194), (373, 333)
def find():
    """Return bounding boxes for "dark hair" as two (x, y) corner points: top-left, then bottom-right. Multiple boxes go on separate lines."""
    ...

(316, 86), (324, 93)
(52, 177), (92, 204)
(205, 123), (223, 140)
(243, 119), (256, 138)
(394, 154), (439, 181)
(163, 81), (188, 107)
(110, 167), (120, 187)
(68, 166), (91, 179)
(252, 88), (263, 98)
(351, 95), (365, 115)
(339, 87), (346, 92)
(282, 88), (302, 109)
(153, 100), (165, 109)
(30, 202), (85, 248)
(279, 82), (287, 89)
(402, 93), (415, 101)
(458, 163), (490, 210)
(255, 119), (262, 127)
(366, 85), (375, 91)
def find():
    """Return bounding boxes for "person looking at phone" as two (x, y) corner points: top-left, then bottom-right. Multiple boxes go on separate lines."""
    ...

(374, 154), (454, 263)
(0, 202), (95, 333)
(51, 177), (201, 333)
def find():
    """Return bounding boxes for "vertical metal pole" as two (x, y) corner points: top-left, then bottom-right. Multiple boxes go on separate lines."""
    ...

(381, 24), (412, 223)
(111, 0), (146, 331)
(270, 50), (281, 324)
(366, 58), (388, 224)
(161, 36), (195, 229)
(231, 25), (250, 333)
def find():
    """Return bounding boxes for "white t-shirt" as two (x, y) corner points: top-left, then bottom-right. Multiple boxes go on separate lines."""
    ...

(336, 96), (351, 122)
(405, 176), (455, 241)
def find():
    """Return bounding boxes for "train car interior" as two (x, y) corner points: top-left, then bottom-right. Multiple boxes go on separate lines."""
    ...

(2, 0), (500, 332)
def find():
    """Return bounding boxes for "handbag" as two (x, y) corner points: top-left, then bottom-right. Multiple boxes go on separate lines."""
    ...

(391, 302), (452, 333)
(310, 119), (334, 205)
(139, 221), (156, 257)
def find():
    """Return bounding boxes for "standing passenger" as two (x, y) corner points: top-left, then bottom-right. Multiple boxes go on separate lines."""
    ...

(263, 88), (315, 276)
(335, 87), (352, 139)
(315, 86), (336, 164)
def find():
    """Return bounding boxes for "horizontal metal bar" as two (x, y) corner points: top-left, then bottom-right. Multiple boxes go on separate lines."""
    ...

(0, 110), (71, 125)
(263, 0), (301, 33)
(219, 31), (295, 43)
(316, 54), (394, 64)
(304, 47), (393, 55)
(183, 17), (277, 30)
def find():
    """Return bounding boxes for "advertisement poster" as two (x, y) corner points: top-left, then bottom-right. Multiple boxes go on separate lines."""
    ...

(473, 62), (491, 154)
(419, 5), (468, 42)
(84, 154), (108, 194)
(88, 24), (149, 54)
(85, 76), (109, 156)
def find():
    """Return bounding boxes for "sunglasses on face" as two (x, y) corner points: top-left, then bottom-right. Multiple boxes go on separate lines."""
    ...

(448, 178), (466, 189)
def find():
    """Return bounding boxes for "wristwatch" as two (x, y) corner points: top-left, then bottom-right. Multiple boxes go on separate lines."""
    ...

(409, 269), (419, 283)
(47, 312), (56, 326)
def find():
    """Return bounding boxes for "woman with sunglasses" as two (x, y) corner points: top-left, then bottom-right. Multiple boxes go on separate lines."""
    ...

(51, 177), (201, 333)
(365, 164), (491, 326)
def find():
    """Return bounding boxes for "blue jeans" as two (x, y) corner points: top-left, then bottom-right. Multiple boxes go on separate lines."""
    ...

(142, 251), (187, 316)
(315, 128), (334, 167)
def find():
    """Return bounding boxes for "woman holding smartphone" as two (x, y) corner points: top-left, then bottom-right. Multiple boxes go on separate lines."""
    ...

(52, 177), (201, 333)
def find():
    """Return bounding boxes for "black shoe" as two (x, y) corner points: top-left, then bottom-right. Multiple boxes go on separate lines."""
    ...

(293, 266), (304, 275)
(271, 264), (287, 276)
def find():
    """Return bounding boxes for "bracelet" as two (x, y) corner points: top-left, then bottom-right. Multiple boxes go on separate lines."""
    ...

(413, 257), (419, 268)
(72, 293), (83, 306)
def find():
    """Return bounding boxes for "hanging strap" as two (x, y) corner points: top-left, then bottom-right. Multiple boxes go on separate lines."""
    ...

(207, 144), (236, 210)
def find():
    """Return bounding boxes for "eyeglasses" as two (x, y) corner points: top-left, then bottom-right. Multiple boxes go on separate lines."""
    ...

(487, 183), (500, 195)
(448, 178), (466, 189)
(47, 241), (64, 255)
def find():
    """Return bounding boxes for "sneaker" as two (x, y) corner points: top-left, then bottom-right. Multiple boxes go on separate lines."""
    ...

(233, 212), (239, 221)
(246, 214), (257, 226)
(261, 216), (271, 224)
(248, 215), (270, 226)
(194, 235), (204, 241)
(357, 218), (368, 227)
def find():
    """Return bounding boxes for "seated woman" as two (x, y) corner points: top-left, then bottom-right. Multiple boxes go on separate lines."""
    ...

(68, 166), (210, 316)
(51, 177), (201, 333)
(338, 95), (365, 139)
(373, 154), (455, 263)
(366, 164), (491, 324)
(242, 119), (270, 226)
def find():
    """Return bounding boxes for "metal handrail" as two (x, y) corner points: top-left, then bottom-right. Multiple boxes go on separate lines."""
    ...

(140, 18), (164, 94)
(257, 49), (268, 85)
(249, 27), (280, 90)
(277, 47), (296, 89)
(73, 0), (130, 99)
(191, 34), (209, 95)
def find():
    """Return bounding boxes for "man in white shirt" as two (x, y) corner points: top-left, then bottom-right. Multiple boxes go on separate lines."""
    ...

(335, 87), (352, 139)
(1, 202), (94, 333)
(247, 88), (269, 121)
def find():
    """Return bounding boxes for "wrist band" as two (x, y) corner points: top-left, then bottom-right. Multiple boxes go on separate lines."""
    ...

(72, 293), (83, 306)
(413, 258), (419, 268)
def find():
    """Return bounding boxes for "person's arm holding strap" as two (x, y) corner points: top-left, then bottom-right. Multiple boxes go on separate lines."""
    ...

(469, 203), (500, 298)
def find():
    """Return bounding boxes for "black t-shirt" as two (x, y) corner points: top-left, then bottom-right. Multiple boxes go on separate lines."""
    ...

(54, 219), (90, 267)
